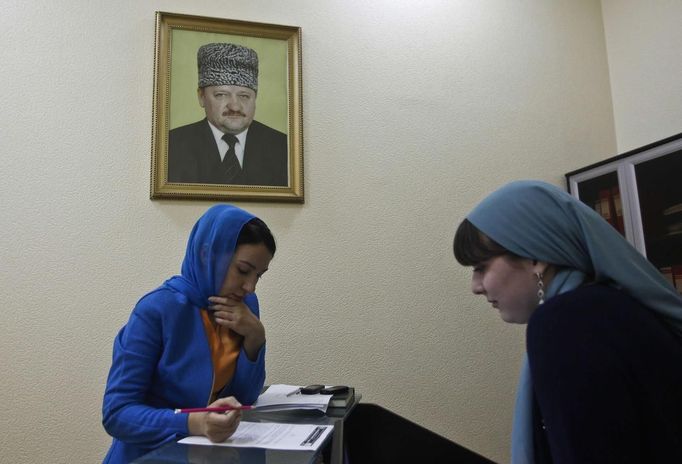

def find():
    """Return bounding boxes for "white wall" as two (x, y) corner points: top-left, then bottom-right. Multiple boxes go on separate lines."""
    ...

(1, 1), (616, 462)
(601, 0), (682, 152)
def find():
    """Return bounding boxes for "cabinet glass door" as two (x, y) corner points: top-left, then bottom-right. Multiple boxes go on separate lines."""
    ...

(567, 132), (682, 294)
(634, 150), (682, 293)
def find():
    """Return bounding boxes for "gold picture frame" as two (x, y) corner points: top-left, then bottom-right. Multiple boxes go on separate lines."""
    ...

(150, 11), (303, 202)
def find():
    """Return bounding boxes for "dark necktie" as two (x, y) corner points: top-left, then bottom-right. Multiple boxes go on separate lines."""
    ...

(221, 133), (242, 183)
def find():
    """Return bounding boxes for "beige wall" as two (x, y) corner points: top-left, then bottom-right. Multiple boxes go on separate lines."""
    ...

(0, 1), (631, 462)
(601, 0), (682, 152)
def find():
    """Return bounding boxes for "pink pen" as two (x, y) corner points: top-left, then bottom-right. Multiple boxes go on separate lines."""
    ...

(174, 405), (254, 414)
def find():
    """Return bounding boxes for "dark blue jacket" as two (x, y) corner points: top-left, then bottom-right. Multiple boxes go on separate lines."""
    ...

(528, 284), (682, 463)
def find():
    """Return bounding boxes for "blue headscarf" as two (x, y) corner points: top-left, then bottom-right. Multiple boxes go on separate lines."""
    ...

(164, 205), (255, 310)
(466, 180), (682, 464)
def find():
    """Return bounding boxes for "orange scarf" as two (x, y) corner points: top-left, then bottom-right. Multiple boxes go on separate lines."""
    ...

(200, 310), (242, 403)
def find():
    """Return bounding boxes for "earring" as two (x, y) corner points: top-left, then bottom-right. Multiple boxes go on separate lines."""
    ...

(535, 272), (545, 305)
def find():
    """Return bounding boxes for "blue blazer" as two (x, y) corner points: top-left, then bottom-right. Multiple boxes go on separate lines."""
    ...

(102, 287), (265, 463)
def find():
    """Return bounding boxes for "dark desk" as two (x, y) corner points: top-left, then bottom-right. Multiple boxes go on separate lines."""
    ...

(345, 404), (495, 464)
(133, 398), (359, 464)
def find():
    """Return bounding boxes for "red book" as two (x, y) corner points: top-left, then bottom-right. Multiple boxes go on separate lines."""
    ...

(610, 186), (625, 235)
(660, 267), (674, 288)
(672, 266), (682, 294)
(598, 189), (615, 227)
(593, 199), (603, 217)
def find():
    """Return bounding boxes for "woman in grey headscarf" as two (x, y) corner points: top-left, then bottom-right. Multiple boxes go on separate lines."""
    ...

(453, 180), (682, 464)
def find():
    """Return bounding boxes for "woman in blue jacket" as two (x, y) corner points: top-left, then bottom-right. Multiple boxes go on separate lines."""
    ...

(102, 205), (275, 463)
(453, 180), (682, 463)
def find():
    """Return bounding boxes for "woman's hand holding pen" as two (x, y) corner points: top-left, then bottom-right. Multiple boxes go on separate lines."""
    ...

(188, 396), (242, 443)
(208, 296), (265, 361)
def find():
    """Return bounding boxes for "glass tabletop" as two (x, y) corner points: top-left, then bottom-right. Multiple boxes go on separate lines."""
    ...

(133, 398), (359, 464)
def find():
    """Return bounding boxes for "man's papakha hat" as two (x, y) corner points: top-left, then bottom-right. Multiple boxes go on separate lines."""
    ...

(197, 43), (259, 91)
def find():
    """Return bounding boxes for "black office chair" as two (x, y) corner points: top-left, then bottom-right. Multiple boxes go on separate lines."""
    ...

(344, 403), (496, 464)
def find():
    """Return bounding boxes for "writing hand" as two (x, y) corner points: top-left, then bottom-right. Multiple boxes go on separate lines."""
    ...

(188, 396), (242, 443)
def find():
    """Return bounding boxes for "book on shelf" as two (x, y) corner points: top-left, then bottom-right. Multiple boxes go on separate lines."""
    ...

(611, 186), (625, 234)
(661, 266), (682, 294)
(592, 187), (625, 236)
(661, 267), (674, 287)
(673, 266), (682, 294)
(593, 190), (611, 224)
(663, 203), (682, 216)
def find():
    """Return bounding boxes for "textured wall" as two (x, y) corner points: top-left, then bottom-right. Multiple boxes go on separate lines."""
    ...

(601, 0), (682, 152)
(1, 1), (616, 462)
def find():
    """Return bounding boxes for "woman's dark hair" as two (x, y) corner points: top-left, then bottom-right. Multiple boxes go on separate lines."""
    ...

(453, 218), (511, 266)
(236, 217), (276, 256)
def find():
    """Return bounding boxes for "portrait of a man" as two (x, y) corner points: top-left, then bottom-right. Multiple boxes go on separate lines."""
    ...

(168, 43), (289, 186)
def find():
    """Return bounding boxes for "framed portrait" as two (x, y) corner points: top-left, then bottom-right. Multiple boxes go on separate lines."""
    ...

(150, 11), (303, 202)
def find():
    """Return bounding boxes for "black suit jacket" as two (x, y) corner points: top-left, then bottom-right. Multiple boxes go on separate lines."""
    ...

(168, 118), (288, 186)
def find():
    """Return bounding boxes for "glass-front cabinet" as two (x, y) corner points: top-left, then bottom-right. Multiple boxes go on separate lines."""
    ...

(566, 133), (682, 293)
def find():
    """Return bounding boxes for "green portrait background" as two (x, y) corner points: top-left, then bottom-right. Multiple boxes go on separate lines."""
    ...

(170, 30), (288, 134)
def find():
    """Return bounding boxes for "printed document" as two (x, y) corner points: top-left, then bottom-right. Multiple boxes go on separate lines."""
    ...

(179, 421), (333, 451)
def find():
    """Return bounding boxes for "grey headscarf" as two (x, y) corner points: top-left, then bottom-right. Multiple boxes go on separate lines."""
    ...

(467, 180), (682, 464)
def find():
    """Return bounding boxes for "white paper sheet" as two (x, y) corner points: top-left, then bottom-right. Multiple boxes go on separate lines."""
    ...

(179, 421), (334, 451)
(252, 384), (333, 413)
